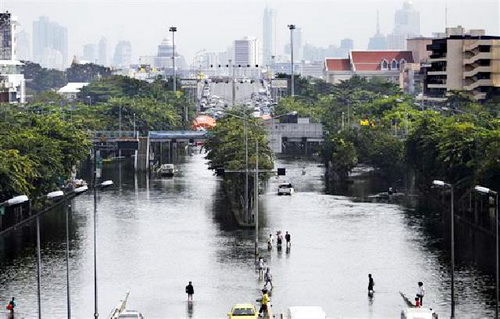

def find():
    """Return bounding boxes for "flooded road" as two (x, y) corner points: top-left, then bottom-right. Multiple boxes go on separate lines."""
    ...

(0, 154), (496, 318)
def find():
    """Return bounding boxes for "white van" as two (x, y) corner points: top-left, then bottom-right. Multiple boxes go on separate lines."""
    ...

(287, 306), (326, 319)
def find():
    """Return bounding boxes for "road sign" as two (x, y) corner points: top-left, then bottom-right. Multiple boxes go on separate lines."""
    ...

(180, 79), (198, 88)
(271, 79), (288, 89)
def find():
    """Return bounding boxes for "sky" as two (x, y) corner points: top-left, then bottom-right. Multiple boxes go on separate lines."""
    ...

(4, 0), (500, 65)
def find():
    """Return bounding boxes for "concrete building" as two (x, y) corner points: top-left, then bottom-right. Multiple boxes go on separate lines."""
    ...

(324, 50), (415, 92)
(425, 26), (500, 101)
(57, 82), (88, 101)
(113, 40), (132, 68)
(82, 43), (96, 63)
(33, 16), (68, 69)
(262, 7), (275, 66)
(98, 37), (107, 66)
(0, 12), (25, 103)
(234, 36), (260, 67)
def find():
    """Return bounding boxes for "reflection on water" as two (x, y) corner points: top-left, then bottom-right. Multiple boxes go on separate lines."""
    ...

(0, 155), (496, 318)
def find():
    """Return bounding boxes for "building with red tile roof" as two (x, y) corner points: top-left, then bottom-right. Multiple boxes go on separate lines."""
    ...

(324, 50), (416, 92)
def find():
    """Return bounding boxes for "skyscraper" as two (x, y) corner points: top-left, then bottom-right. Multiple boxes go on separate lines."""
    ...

(98, 37), (107, 66)
(262, 7), (275, 66)
(113, 40), (132, 68)
(32, 16), (68, 69)
(83, 43), (96, 63)
(394, 0), (420, 37)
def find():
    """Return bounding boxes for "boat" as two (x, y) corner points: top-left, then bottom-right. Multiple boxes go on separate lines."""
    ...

(157, 163), (175, 177)
(109, 292), (145, 319)
(401, 307), (438, 319)
(278, 182), (294, 196)
(399, 292), (438, 319)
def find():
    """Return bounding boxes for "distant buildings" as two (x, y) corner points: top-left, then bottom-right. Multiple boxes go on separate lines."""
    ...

(303, 38), (354, 62)
(262, 7), (275, 66)
(0, 11), (25, 103)
(113, 40), (132, 68)
(16, 29), (30, 61)
(424, 26), (500, 101)
(82, 43), (96, 63)
(368, 1), (420, 50)
(32, 16), (68, 69)
(98, 37), (107, 66)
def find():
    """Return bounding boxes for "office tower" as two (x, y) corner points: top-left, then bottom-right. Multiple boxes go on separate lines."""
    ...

(394, 0), (420, 38)
(32, 16), (68, 69)
(83, 44), (96, 63)
(262, 7), (275, 66)
(233, 36), (260, 66)
(154, 36), (173, 69)
(98, 37), (107, 66)
(16, 29), (30, 61)
(0, 12), (14, 60)
(113, 40), (132, 68)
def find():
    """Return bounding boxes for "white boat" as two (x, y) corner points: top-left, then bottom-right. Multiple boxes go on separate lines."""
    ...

(401, 307), (438, 319)
(278, 182), (294, 196)
(157, 163), (175, 177)
(109, 292), (145, 319)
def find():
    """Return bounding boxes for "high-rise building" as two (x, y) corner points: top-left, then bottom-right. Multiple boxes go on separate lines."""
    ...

(32, 16), (68, 69)
(98, 37), (107, 66)
(262, 7), (275, 66)
(233, 36), (260, 66)
(82, 43), (96, 63)
(16, 29), (30, 61)
(113, 40), (132, 68)
(394, 0), (420, 38)
(368, 12), (387, 50)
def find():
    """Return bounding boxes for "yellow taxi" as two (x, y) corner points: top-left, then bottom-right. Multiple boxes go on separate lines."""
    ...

(227, 303), (258, 318)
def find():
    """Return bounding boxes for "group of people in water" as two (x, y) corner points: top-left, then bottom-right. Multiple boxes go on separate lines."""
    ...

(267, 230), (291, 251)
(368, 275), (426, 308)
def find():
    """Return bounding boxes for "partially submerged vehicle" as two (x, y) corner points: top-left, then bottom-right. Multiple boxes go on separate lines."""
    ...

(278, 182), (294, 196)
(157, 163), (175, 177)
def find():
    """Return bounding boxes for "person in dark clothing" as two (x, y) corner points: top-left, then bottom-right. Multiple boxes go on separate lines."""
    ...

(368, 274), (375, 296)
(285, 231), (291, 248)
(185, 281), (194, 301)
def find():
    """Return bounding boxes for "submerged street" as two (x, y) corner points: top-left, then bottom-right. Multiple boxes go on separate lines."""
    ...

(0, 154), (496, 318)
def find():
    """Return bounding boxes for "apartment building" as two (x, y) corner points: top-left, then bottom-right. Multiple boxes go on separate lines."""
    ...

(426, 26), (500, 101)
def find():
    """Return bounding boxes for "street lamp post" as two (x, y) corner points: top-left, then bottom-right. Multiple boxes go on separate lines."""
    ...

(475, 185), (499, 319)
(432, 180), (455, 318)
(169, 26), (177, 93)
(93, 179), (113, 319)
(288, 24), (296, 97)
(254, 139), (259, 256)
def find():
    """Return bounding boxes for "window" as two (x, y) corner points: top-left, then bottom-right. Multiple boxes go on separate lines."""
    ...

(381, 59), (389, 70)
(391, 59), (398, 70)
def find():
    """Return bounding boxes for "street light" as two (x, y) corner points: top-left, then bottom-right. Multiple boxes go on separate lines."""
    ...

(432, 180), (455, 318)
(287, 24), (296, 97)
(474, 185), (499, 319)
(169, 26), (177, 93)
(93, 179), (113, 319)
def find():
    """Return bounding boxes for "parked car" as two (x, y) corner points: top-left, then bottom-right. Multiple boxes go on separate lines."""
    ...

(278, 182), (294, 195)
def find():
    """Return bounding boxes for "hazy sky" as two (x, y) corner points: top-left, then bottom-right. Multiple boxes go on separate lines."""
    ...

(4, 0), (500, 64)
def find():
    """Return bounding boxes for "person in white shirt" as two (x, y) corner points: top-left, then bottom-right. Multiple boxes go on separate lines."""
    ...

(416, 282), (425, 306)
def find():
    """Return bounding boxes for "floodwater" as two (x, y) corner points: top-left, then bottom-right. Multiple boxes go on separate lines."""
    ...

(0, 153), (496, 318)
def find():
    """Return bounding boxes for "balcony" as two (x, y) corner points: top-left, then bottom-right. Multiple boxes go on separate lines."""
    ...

(463, 66), (492, 79)
(463, 52), (492, 65)
(463, 40), (491, 52)
(463, 79), (493, 90)
(429, 56), (447, 63)
(428, 71), (447, 76)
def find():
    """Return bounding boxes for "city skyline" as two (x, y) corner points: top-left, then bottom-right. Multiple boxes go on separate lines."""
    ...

(4, 0), (499, 67)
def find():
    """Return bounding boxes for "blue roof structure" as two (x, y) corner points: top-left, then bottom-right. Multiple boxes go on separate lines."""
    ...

(148, 131), (208, 139)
